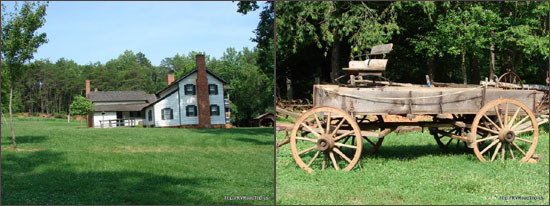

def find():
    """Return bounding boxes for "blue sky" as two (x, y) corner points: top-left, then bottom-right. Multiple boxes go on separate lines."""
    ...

(2, 1), (264, 66)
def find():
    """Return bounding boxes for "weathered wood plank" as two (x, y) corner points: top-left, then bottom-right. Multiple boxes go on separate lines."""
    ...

(345, 59), (388, 71)
(313, 85), (544, 115)
(370, 43), (393, 55)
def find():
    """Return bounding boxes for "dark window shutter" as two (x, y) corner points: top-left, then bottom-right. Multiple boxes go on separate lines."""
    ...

(161, 109), (165, 120)
(170, 109), (173, 119)
(192, 85), (196, 95)
(148, 110), (152, 121)
(194, 106), (197, 117)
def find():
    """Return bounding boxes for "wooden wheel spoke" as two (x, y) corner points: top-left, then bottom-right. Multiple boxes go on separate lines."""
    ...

(333, 147), (352, 164)
(325, 112), (331, 134)
(364, 137), (375, 146)
(507, 107), (521, 128)
(491, 143), (502, 161)
(335, 142), (357, 149)
(334, 131), (354, 141)
(482, 115), (501, 130)
(300, 123), (321, 137)
(322, 153), (327, 171)
(507, 144), (515, 159)
(313, 113), (325, 134)
(494, 106), (504, 128)
(445, 138), (453, 147)
(296, 137), (317, 143)
(477, 135), (498, 143)
(511, 142), (526, 156)
(504, 103), (509, 127)
(477, 125), (500, 135)
(329, 151), (339, 170)
(307, 151), (321, 168)
(515, 137), (533, 144)
(511, 115), (530, 130)
(501, 145), (505, 161)
(480, 139), (499, 155)
(298, 145), (317, 155)
(331, 118), (346, 137)
(515, 128), (534, 135)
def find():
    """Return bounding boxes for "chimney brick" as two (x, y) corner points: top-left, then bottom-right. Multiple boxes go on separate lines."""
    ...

(167, 73), (175, 85)
(195, 54), (211, 128)
(85, 80), (90, 98)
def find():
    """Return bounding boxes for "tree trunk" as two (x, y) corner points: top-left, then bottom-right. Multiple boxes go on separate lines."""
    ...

(427, 56), (435, 82)
(489, 43), (495, 81)
(330, 35), (341, 83)
(461, 47), (467, 84)
(9, 86), (17, 150)
(286, 77), (293, 100)
(469, 54), (481, 84)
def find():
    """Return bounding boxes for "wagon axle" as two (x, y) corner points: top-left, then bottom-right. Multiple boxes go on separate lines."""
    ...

(316, 135), (334, 152)
(499, 129), (515, 143)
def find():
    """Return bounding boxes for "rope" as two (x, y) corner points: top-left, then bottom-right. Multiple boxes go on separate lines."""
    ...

(322, 85), (484, 101)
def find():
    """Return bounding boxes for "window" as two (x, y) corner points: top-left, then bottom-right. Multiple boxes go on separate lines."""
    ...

(210, 105), (220, 116)
(161, 108), (173, 120)
(130, 111), (141, 117)
(184, 84), (196, 95)
(186, 105), (197, 117)
(208, 84), (218, 95)
(148, 110), (152, 121)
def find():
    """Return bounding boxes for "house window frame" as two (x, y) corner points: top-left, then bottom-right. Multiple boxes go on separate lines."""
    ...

(184, 84), (196, 95)
(161, 108), (173, 120)
(186, 105), (197, 117)
(210, 104), (220, 116)
(208, 84), (218, 95)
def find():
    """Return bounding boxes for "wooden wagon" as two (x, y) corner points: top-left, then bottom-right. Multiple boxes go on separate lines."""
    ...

(288, 44), (548, 172)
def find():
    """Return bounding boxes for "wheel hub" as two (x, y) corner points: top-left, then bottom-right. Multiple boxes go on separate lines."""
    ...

(498, 129), (515, 143)
(317, 135), (334, 152)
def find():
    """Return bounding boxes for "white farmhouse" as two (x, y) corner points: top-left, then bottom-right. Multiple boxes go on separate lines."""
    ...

(86, 54), (231, 128)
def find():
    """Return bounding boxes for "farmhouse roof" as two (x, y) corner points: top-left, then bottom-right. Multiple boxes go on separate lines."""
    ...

(94, 103), (151, 112)
(89, 91), (157, 102)
(155, 68), (227, 95)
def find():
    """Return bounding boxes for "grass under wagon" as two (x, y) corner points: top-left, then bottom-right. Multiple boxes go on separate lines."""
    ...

(276, 126), (549, 205)
(1, 117), (274, 205)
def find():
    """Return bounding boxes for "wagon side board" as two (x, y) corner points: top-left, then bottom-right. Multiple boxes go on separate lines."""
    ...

(313, 85), (544, 115)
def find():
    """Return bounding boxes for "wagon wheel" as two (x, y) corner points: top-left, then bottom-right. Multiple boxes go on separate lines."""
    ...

(432, 127), (468, 150)
(431, 114), (469, 150)
(472, 99), (539, 162)
(498, 72), (524, 89)
(343, 115), (384, 155)
(290, 106), (363, 172)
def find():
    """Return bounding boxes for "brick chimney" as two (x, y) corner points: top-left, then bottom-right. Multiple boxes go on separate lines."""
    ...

(195, 54), (211, 128)
(85, 80), (90, 98)
(167, 73), (175, 85)
(85, 80), (93, 127)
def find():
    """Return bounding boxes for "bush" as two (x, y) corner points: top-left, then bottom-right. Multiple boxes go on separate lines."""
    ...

(52, 112), (67, 119)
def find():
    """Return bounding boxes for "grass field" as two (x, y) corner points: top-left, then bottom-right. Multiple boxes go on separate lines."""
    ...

(1, 117), (274, 205)
(276, 128), (549, 205)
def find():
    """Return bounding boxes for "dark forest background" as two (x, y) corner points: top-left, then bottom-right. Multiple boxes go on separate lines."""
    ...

(270, 1), (548, 99)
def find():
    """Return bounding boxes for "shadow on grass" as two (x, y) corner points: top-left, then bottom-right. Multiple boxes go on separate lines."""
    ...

(368, 144), (471, 160)
(234, 137), (274, 145)
(1, 135), (48, 146)
(193, 127), (274, 137)
(0, 151), (252, 205)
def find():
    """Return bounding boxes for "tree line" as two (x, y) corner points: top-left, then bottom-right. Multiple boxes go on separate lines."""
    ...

(2, 2), (274, 127)
(271, 1), (548, 99)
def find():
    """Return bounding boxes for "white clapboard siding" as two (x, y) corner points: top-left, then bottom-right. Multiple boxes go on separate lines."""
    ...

(208, 74), (226, 125)
(179, 72), (199, 125)
(153, 90), (181, 127)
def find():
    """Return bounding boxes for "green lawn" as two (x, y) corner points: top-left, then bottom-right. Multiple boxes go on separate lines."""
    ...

(1, 117), (274, 205)
(276, 129), (549, 205)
